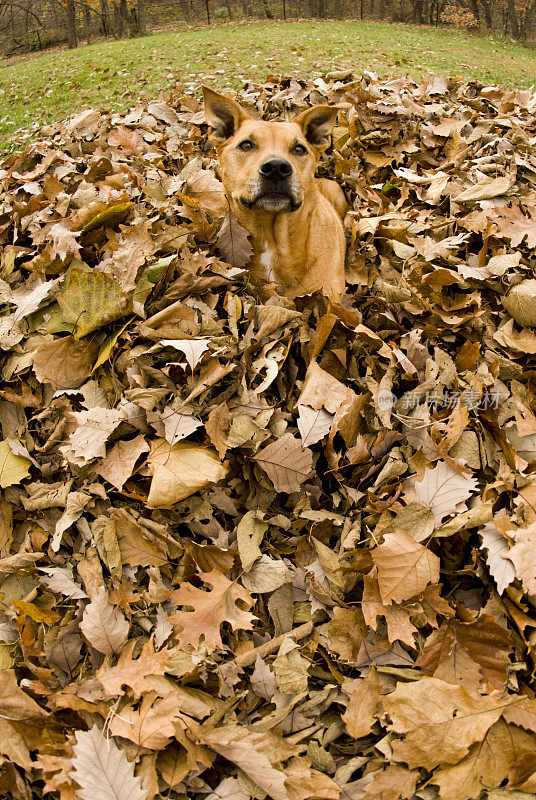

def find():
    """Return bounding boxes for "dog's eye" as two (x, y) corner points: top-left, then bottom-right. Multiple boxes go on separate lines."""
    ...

(238, 140), (255, 151)
(291, 144), (307, 155)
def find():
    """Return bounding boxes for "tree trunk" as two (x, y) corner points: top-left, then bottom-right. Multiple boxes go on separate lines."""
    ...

(263, 0), (273, 16)
(100, 0), (109, 35)
(507, 0), (519, 36)
(137, 0), (147, 34)
(66, 0), (77, 48)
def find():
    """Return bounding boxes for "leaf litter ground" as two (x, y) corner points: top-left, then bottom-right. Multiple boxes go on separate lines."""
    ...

(1, 73), (536, 800)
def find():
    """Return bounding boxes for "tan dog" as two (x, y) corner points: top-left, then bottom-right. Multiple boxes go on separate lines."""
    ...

(203, 87), (347, 300)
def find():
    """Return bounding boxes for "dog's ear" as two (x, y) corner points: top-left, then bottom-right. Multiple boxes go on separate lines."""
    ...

(202, 86), (250, 140)
(294, 105), (338, 152)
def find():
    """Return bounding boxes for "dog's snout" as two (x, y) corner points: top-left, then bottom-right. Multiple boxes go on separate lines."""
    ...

(259, 158), (293, 180)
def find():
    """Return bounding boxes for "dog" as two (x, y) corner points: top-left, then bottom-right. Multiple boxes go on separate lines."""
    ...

(203, 86), (347, 300)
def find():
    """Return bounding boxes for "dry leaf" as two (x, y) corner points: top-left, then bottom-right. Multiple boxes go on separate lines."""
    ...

(254, 433), (313, 493)
(80, 587), (130, 655)
(70, 725), (147, 800)
(147, 439), (226, 507)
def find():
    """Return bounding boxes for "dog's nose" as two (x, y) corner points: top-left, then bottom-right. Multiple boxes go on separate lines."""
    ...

(259, 158), (293, 180)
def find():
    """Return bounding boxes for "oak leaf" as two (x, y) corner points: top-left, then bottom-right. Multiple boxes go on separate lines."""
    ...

(109, 691), (181, 750)
(97, 637), (171, 699)
(168, 570), (256, 653)
(342, 669), (381, 739)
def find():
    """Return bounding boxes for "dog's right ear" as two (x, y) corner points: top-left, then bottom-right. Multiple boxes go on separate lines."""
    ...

(202, 86), (250, 140)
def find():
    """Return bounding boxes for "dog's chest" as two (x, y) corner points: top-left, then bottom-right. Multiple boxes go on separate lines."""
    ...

(259, 244), (277, 282)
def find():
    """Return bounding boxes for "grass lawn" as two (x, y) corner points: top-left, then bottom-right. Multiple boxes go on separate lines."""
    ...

(1, 19), (536, 154)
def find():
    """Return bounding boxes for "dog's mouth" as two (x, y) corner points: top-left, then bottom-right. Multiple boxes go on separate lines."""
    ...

(241, 191), (301, 213)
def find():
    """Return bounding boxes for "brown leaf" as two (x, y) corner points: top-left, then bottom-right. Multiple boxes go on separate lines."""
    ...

(254, 433), (313, 493)
(217, 210), (254, 268)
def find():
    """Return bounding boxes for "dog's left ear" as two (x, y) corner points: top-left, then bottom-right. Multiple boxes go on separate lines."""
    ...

(294, 105), (338, 152)
(202, 86), (251, 141)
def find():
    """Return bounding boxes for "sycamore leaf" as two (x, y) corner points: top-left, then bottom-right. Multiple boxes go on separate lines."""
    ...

(162, 338), (210, 371)
(254, 433), (313, 493)
(80, 587), (129, 655)
(0, 440), (31, 488)
(217, 210), (254, 268)
(168, 569), (256, 653)
(57, 266), (124, 337)
(414, 461), (478, 526)
(70, 725), (148, 800)
(297, 404), (334, 447)
(480, 523), (516, 595)
(372, 530), (440, 604)
(147, 439), (227, 507)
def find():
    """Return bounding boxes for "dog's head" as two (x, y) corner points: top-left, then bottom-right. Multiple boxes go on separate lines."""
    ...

(203, 86), (338, 213)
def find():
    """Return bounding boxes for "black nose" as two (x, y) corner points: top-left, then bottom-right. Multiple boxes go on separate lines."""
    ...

(259, 158), (293, 180)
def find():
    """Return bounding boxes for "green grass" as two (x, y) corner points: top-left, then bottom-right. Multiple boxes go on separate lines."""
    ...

(1, 19), (536, 154)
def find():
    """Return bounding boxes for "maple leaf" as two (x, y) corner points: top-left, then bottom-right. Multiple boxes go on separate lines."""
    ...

(168, 569), (256, 653)
(70, 725), (147, 800)
(254, 433), (314, 493)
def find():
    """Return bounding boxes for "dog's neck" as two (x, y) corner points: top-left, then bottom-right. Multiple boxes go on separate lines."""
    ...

(226, 188), (320, 295)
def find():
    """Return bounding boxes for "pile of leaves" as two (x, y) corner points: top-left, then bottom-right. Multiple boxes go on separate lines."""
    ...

(2, 71), (536, 800)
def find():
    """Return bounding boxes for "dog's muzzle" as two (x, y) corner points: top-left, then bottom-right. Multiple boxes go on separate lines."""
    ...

(240, 157), (301, 212)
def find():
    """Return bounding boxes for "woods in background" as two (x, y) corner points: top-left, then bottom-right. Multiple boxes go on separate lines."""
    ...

(1, 0), (535, 58)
